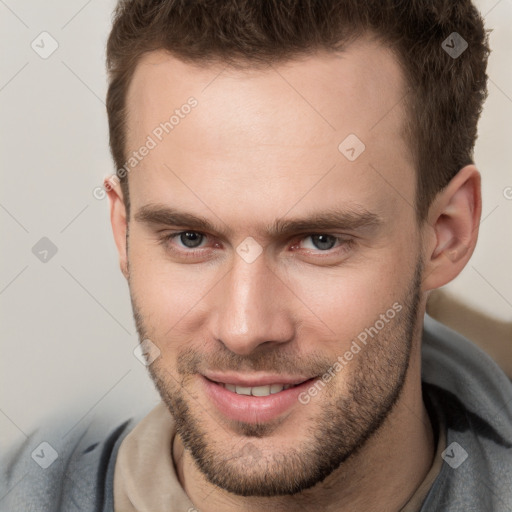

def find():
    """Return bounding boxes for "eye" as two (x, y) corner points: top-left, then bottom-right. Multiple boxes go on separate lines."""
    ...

(301, 234), (338, 251)
(177, 231), (206, 249)
(297, 234), (353, 252)
(159, 230), (209, 254)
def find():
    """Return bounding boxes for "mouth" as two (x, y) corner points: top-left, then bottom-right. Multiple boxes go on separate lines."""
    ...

(201, 375), (317, 424)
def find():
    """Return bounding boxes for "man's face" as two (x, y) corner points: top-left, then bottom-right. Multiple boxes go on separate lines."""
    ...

(123, 39), (425, 495)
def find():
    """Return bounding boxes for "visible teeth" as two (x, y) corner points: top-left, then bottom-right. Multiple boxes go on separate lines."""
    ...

(222, 383), (296, 396)
(251, 385), (271, 396)
(235, 386), (252, 395)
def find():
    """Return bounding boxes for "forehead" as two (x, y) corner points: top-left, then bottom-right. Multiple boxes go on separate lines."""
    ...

(124, 38), (415, 227)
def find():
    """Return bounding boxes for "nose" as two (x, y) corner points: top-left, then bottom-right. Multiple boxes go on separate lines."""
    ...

(210, 252), (295, 356)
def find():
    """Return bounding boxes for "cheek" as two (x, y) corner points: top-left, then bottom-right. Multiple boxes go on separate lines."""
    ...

(128, 240), (216, 341)
(285, 247), (413, 348)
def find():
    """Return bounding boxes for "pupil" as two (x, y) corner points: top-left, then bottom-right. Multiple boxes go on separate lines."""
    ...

(181, 232), (203, 248)
(312, 234), (335, 250)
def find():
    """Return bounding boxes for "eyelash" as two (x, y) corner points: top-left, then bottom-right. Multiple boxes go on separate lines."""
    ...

(158, 231), (355, 259)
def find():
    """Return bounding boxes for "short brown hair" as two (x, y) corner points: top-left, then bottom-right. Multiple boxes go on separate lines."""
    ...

(106, 0), (490, 221)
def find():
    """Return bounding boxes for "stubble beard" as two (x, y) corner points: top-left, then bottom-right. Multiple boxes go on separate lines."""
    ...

(131, 260), (424, 496)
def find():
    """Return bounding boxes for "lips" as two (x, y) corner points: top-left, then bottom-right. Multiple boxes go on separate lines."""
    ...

(201, 374), (316, 423)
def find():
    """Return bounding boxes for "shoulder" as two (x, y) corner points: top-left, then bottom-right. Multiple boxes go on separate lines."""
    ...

(0, 413), (140, 512)
(421, 313), (512, 511)
(421, 312), (512, 427)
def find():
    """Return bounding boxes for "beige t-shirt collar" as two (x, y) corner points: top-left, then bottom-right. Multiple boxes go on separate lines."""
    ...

(114, 401), (445, 512)
(114, 402), (194, 511)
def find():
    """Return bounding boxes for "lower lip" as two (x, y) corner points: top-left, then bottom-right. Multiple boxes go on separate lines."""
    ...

(201, 376), (316, 424)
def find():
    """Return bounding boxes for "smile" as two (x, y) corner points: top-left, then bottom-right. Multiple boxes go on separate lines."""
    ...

(201, 375), (316, 423)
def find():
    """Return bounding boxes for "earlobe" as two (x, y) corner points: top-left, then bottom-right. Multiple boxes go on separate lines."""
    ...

(105, 177), (129, 279)
(422, 165), (481, 291)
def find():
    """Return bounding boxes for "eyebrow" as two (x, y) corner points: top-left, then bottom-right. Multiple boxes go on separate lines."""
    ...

(134, 204), (383, 238)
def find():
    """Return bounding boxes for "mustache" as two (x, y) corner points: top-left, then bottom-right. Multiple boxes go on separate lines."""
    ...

(176, 345), (334, 377)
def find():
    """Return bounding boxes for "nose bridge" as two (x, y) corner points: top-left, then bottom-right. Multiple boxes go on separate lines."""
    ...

(212, 254), (293, 354)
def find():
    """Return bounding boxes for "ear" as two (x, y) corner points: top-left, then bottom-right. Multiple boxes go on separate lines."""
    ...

(422, 165), (482, 291)
(105, 177), (129, 279)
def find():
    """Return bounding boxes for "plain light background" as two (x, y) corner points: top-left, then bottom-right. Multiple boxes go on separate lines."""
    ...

(1, 0), (511, 448)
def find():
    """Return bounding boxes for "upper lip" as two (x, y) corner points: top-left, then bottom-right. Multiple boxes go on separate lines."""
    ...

(203, 372), (313, 387)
